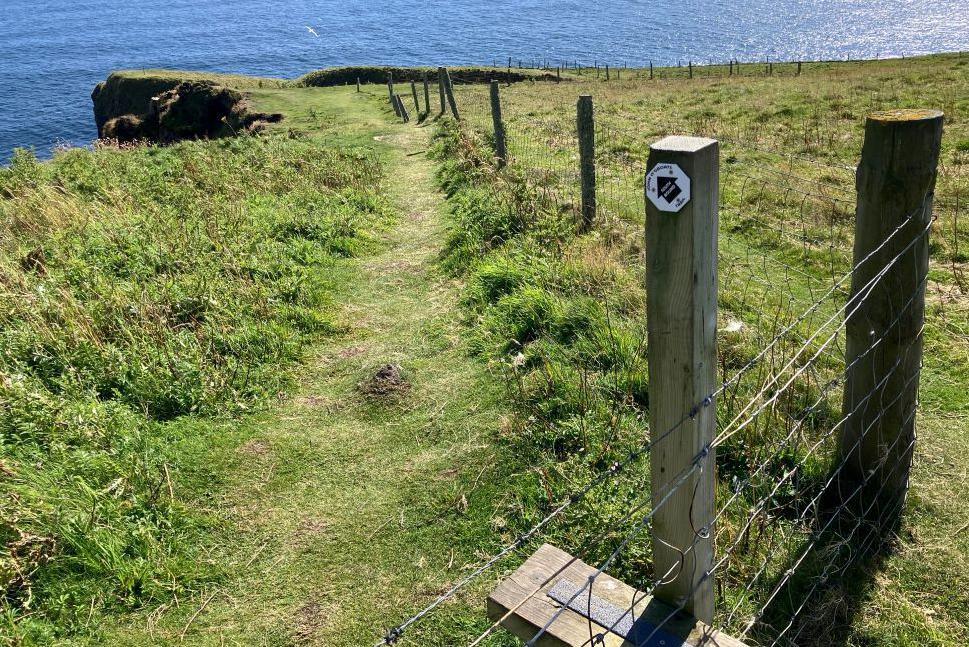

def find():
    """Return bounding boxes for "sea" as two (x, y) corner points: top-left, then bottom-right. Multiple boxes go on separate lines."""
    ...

(1, 0), (967, 164)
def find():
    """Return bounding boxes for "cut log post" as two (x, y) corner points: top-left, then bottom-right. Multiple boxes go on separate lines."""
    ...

(489, 80), (507, 168)
(837, 109), (943, 518)
(645, 135), (719, 624)
(576, 95), (596, 232)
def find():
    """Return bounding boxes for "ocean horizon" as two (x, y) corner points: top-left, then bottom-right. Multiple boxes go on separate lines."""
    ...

(2, 0), (967, 163)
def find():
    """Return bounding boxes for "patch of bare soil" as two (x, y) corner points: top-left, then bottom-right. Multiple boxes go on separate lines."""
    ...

(358, 363), (410, 399)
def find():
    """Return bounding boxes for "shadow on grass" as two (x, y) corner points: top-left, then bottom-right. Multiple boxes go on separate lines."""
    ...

(745, 487), (906, 647)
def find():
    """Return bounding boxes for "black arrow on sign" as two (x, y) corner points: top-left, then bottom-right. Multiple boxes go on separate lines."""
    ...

(657, 176), (682, 203)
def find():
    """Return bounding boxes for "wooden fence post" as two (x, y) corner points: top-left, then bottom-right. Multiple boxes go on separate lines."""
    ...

(489, 80), (507, 168)
(391, 92), (402, 118)
(437, 66), (447, 114)
(650, 60), (654, 79)
(356, 77), (361, 92)
(645, 135), (719, 624)
(689, 60), (693, 78)
(606, 64), (610, 80)
(387, 72), (394, 103)
(410, 80), (420, 115)
(576, 95), (596, 232)
(442, 67), (460, 120)
(422, 71), (430, 115)
(837, 109), (943, 516)
(396, 95), (410, 122)
(797, 60), (802, 75)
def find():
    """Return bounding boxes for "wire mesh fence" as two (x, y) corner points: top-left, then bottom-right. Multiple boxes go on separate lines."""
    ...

(372, 63), (965, 647)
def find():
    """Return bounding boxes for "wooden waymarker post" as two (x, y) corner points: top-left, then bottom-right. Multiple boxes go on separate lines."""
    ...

(645, 135), (719, 624)
(576, 95), (596, 232)
(489, 80), (507, 168)
(487, 544), (748, 646)
(838, 109), (943, 514)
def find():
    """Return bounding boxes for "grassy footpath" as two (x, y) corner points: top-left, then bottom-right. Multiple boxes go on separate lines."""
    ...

(3, 87), (515, 645)
(93, 89), (514, 647)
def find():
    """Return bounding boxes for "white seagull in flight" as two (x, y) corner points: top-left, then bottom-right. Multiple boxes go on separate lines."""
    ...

(305, 26), (319, 37)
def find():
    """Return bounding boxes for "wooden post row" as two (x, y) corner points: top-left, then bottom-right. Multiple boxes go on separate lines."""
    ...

(838, 109), (943, 516)
(645, 135), (719, 624)
(576, 95), (596, 232)
(489, 80), (507, 168)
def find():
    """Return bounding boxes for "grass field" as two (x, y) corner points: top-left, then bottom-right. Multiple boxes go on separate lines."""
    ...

(2, 53), (967, 646)
(425, 52), (968, 646)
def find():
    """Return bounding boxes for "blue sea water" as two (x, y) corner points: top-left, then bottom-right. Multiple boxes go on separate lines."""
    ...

(1, 0), (967, 163)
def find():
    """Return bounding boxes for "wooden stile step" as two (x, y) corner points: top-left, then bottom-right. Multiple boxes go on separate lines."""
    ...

(487, 544), (748, 647)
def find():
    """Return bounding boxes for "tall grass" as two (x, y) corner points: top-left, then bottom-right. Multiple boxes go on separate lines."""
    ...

(0, 133), (391, 641)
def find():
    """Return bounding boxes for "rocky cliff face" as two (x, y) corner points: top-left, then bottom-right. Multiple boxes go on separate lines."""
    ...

(92, 74), (282, 144)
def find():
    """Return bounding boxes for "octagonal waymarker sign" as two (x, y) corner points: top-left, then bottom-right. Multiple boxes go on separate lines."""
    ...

(646, 163), (691, 213)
